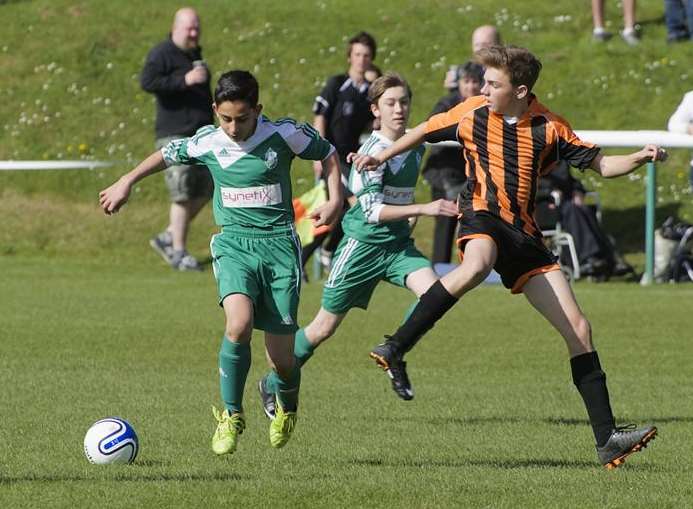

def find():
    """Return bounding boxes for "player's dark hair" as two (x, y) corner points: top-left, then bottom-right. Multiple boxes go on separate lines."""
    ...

(347, 31), (377, 60)
(214, 70), (259, 107)
(475, 45), (542, 91)
(368, 72), (412, 105)
(457, 61), (484, 83)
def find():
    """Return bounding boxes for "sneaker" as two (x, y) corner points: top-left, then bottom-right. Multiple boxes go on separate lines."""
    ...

(171, 250), (203, 272)
(592, 27), (612, 41)
(269, 399), (297, 448)
(596, 424), (657, 469)
(258, 376), (276, 420)
(211, 406), (245, 455)
(621, 28), (640, 46)
(370, 339), (414, 401)
(149, 231), (173, 264)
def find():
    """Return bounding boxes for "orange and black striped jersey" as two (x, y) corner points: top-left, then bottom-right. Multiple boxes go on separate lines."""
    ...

(424, 95), (600, 238)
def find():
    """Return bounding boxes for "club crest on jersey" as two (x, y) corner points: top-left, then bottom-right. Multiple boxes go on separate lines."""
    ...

(264, 147), (278, 169)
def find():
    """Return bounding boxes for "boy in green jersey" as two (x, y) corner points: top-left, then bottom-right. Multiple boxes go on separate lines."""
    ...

(99, 70), (343, 455)
(258, 73), (457, 415)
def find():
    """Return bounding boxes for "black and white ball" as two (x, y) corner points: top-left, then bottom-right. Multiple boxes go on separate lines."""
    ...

(84, 417), (139, 465)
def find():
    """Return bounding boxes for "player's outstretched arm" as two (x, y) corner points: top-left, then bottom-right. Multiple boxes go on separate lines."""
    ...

(590, 144), (668, 178)
(99, 150), (166, 215)
(310, 151), (344, 227)
(377, 199), (458, 223)
(348, 121), (428, 172)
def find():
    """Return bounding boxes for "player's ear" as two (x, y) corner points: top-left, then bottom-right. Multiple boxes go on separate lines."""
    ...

(515, 85), (528, 100)
(370, 103), (381, 118)
(212, 102), (218, 114)
(254, 103), (263, 116)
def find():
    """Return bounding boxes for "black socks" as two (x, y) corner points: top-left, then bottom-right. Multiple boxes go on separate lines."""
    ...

(388, 280), (459, 354)
(570, 351), (615, 447)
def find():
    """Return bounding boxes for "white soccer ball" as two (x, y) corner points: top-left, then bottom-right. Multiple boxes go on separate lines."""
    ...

(84, 417), (139, 465)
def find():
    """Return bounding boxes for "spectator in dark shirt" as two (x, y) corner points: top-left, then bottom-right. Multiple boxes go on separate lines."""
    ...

(140, 7), (214, 271)
(304, 31), (377, 271)
(424, 61), (483, 263)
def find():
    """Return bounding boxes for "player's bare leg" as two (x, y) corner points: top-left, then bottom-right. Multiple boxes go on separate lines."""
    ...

(523, 270), (657, 468)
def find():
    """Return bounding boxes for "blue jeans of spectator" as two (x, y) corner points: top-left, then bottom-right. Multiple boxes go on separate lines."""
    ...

(665, 0), (693, 40)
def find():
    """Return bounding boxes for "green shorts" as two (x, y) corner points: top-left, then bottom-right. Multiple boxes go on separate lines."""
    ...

(210, 227), (302, 334)
(321, 236), (431, 314)
(156, 136), (213, 202)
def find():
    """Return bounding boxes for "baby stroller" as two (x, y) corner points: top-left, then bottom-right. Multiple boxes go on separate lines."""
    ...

(660, 217), (693, 282)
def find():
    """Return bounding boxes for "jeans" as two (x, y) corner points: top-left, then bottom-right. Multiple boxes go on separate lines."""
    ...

(664, 0), (693, 40)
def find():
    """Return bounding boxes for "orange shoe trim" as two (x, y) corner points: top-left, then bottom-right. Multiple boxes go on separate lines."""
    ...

(604, 427), (657, 470)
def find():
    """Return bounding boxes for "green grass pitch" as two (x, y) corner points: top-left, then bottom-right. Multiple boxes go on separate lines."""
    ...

(1, 256), (692, 508)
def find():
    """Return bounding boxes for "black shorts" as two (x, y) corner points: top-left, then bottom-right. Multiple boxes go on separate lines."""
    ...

(457, 211), (559, 293)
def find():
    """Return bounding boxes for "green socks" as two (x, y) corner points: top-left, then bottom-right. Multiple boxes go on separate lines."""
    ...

(219, 337), (251, 414)
(274, 364), (301, 412)
(294, 328), (316, 367)
(265, 329), (312, 409)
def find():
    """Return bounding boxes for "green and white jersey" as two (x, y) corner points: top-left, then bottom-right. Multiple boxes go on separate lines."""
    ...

(162, 116), (334, 232)
(342, 131), (425, 244)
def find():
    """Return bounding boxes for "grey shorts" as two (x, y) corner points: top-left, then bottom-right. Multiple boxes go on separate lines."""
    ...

(156, 136), (213, 202)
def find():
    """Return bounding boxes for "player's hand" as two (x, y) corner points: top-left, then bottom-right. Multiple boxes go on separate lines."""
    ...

(184, 66), (208, 86)
(310, 199), (342, 227)
(347, 152), (380, 172)
(638, 145), (668, 164)
(99, 178), (132, 215)
(420, 199), (458, 217)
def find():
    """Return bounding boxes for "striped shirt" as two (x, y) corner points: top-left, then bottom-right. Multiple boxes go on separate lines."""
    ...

(424, 95), (600, 237)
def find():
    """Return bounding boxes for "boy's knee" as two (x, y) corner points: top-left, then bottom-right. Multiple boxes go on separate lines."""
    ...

(573, 315), (592, 348)
(224, 322), (252, 343)
(462, 260), (492, 285)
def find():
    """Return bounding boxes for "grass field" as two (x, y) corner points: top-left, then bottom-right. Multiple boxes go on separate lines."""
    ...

(1, 256), (692, 508)
(2, 0), (693, 506)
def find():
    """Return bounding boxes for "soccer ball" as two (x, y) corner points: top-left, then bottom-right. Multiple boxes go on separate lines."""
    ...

(84, 417), (139, 465)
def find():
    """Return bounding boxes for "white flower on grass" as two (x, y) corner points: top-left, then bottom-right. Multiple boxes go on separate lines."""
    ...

(54, 112), (61, 118)
(328, 46), (336, 53)
(118, 122), (125, 129)
(106, 62), (113, 70)
(104, 98), (111, 105)
(1, 46), (7, 52)
(414, 62), (421, 69)
(269, 58), (276, 64)
(298, 58), (306, 64)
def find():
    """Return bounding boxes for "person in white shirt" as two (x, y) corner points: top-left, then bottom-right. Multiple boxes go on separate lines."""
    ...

(667, 90), (693, 190)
